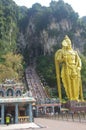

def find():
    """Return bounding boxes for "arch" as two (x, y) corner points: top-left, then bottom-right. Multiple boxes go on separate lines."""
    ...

(6, 88), (14, 96)
(0, 90), (4, 97)
(15, 90), (22, 97)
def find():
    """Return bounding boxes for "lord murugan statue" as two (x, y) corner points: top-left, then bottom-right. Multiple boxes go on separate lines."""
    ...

(55, 35), (83, 101)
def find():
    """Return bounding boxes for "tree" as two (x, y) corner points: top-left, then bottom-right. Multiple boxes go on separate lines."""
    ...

(0, 52), (24, 83)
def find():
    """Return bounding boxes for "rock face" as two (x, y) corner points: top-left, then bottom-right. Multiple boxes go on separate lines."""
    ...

(20, 18), (85, 58)
(1, 0), (86, 58)
(17, 1), (86, 58)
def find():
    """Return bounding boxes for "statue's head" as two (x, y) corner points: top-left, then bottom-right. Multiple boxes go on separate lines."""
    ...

(62, 39), (67, 47)
(64, 35), (72, 49)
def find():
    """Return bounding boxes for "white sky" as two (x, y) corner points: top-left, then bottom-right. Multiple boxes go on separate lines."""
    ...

(13, 0), (86, 17)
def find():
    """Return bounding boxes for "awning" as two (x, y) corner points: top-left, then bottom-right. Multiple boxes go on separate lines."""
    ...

(0, 97), (36, 104)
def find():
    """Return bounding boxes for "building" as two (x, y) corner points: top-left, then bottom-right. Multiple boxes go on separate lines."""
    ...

(36, 98), (61, 116)
(0, 80), (36, 124)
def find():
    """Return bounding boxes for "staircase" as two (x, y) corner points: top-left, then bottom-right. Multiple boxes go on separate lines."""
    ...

(25, 66), (48, 102)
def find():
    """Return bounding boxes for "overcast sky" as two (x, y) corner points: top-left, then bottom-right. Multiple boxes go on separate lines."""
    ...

(13, 0), (86, 17)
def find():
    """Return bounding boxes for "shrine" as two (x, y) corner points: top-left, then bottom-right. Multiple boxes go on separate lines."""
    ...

(0, 80), (36, 124)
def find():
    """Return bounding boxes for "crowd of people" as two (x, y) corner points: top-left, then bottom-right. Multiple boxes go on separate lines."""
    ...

(25, 66), (48, 101)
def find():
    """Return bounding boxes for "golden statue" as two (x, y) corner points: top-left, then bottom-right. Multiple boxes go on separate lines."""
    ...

(55, 35), (83, 101)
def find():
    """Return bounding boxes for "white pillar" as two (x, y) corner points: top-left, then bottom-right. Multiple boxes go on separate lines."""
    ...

(15, 103), (18, 123)
(52, 106), (55, 115)
(1, 104), (5, 124)
(29, 103), (33, 122)
(44, 106), (46, 114)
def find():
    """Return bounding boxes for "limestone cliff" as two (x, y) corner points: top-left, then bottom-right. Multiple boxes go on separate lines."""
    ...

(17, 1), (86, 59)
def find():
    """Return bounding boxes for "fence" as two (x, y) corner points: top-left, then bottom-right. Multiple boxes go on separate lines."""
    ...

(40, 111), (86, 123)
(18, 116), (29, 123)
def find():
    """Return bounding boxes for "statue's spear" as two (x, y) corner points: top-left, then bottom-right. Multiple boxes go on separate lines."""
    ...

(55, 51), (62, 101)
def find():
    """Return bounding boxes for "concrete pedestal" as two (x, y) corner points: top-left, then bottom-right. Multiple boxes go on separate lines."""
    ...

(64, 100), (86, 112)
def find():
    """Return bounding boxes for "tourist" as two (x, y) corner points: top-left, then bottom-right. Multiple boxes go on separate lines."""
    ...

(6, 115), (10, 125)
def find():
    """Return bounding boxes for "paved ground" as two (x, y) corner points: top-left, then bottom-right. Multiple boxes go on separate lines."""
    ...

(0, 122), (40, 130)
(34, 118), (86, 130)
(0, 118), (86, 130)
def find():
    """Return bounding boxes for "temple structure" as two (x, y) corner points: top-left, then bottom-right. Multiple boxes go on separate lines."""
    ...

(0, 80), (36, 124)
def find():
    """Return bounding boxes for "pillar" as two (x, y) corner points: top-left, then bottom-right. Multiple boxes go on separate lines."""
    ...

(29, 103), (33, 122)
(52, 106), (55, 115)
(1, 104), (5, 124)
(15, 103), (18, 123)
(36, 106), (39, 117)
(26, 104), (29, 121)
(44, 106), (46, 115)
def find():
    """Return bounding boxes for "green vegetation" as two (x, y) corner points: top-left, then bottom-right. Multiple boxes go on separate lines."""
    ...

(0, 0), (26, 82)
(0, 52), (24, 83)
(36, 55), (56, 87)
(0, 0), (18, 54)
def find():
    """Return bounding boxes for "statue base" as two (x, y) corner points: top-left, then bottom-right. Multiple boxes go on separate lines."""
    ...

(63, 100), (86, 112)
